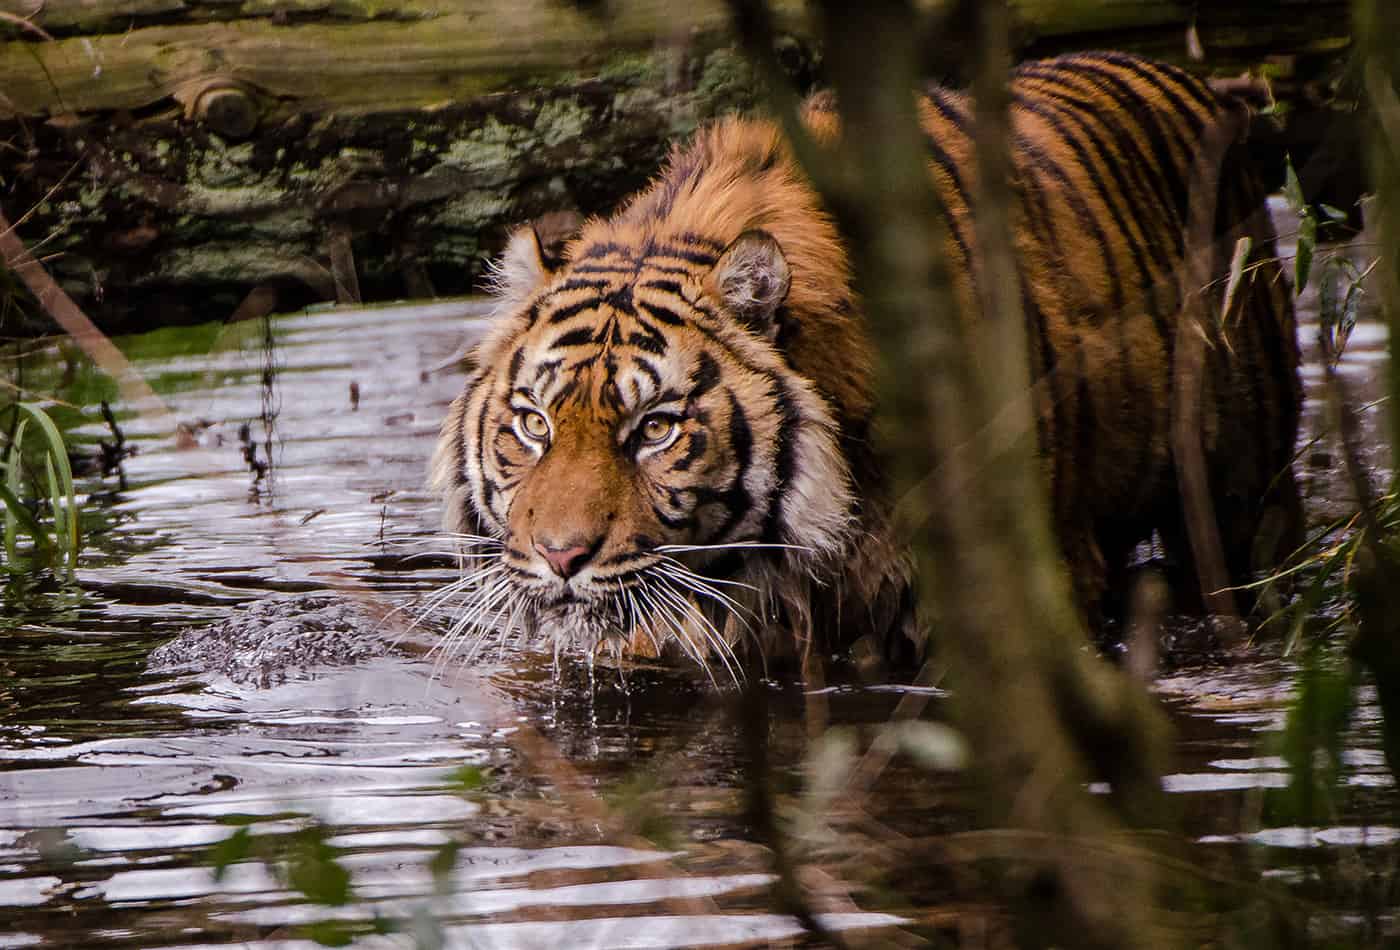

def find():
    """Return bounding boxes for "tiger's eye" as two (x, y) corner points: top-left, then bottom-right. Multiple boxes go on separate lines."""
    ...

(520, 410), (550, 440)
(640, 415), (677, 445)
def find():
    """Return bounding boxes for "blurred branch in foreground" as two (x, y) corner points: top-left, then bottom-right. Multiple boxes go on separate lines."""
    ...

(1343, 0), (1400, 782)
(727, 0), (1171, 944)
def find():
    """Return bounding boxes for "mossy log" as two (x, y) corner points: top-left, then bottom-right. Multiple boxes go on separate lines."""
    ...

(0, 0), (1357, 334)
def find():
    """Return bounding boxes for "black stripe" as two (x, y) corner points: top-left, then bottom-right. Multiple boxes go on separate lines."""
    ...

(641, 279), (684, 295)
(760, 381), (799, 544)
(626, 322), (669, 355)
(1096, 53), (1210, 136)
(552, 327), (595, 348)
(639, 300), (686, 326)
(920, 88), (979, 277)
(599, 550), (649, 568)
(604, 285), (634, 313)
(474, 370), (492, 515)
(642, 263), (700, 276)
(451, 392), (469, 484)
(690, 351), (721, 400)
(1103, 52), (1216, 115)
(1012, 90), (1159, 315)
(1013, 131), (1126, 313)
(577, 242), (631, 261)
(672, 430), (708, 472)
(632, 356), (661, 389)
(557, 276), (611, 293)
(547, 298), (599, 324)
(1030, 61), (1193, 234)
(657, 246), (718, 267)
(675, 231), (726, 251)
(569, 263), (633, 275)
(533, 358), (562, 387)
(1015, 65), (1183, 248)
(654, 505), (692, 530)
(1021, 280), (1056, 451)
(709, 390), (755, 540)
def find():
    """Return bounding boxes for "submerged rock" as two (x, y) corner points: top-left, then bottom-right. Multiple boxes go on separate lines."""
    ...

(148, 593), (395, 689)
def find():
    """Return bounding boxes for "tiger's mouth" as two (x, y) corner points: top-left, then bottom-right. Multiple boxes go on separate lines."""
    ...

(429, 538), (799, 678)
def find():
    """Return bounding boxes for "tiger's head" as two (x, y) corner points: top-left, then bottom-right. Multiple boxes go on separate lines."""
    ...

(431, 222), (856, 665)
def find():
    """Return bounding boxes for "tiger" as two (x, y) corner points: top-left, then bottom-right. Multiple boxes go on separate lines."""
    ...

(430, 51), (1301, 673)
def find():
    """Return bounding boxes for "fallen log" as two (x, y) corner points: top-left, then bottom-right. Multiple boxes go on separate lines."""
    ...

(0, 0), (1357, 334)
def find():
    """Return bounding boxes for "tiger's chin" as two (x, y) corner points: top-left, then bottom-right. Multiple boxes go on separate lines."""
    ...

(527, 597), (619, 656)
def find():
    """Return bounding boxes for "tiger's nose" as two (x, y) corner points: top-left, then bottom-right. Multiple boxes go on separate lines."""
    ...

(533, 538), (596, 579)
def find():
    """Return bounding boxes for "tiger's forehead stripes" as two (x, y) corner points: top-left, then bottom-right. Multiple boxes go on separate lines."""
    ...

(513, 321), (698, 421)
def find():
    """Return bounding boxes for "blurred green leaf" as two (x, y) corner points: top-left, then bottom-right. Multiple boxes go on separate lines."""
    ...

(207, 827), (253, 883)
(4, 417), (28, 562)
(428, 840), (461, 896)
(1270, 646), (1354, 825)
(287, 828), (353, 907)
(0, 403), (81, 574)
(446, 765), (486, 792)
(19, 402), (79, 566)
(0, 480), (48, 552)
(1282, 153), (1307, 215)
(300, 920), (357, 947)
(1295, 213), (1316, 295)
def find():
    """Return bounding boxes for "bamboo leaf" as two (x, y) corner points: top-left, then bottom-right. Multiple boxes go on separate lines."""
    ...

(1282, 153), (1307, 215)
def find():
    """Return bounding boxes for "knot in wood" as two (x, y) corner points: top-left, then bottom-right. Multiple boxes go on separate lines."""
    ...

(173, 77), (260, 140)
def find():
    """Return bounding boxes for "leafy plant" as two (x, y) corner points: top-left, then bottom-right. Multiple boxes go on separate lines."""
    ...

(1, 401), (81, 577)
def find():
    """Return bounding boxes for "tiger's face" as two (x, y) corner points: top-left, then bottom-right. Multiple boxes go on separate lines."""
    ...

(432, 226), (855, 661)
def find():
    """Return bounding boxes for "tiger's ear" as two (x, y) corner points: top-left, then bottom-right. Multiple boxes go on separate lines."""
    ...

(490, 225), (553, 310)
(708, 229), (791, 339)
(490, 211), (583, 311)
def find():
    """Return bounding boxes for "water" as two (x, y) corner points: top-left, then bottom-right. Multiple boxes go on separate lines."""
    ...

(0, 223), (1397, 947)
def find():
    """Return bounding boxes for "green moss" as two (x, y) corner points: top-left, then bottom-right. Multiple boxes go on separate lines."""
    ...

(247, 209), (317, 241)
(432, 190), (512, 229)
(155, 242), (319, 284)
(77, 184), (106, 212)
(594, 51), (666, 86)
(694, 47), (757, 114)
(184, 181), (289, 217)
(440, 117), (531, 185)
(426, 231), (480, 259)
(533, 96), (590, 150)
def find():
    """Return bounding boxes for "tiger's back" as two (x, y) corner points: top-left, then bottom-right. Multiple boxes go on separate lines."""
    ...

(902, 52), (1301, 619)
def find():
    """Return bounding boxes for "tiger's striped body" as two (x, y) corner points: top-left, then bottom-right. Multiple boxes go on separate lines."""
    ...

(432, 52), (1300, 666)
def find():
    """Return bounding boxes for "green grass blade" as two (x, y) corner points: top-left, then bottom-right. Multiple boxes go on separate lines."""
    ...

(18, 402), (79, 561)
(42, 452), (72, 578)
(4, 418), (28, 562)
(0, 479), (50, 551)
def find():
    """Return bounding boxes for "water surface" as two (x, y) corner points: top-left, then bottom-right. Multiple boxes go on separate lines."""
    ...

(1, 222), (1397, 947)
